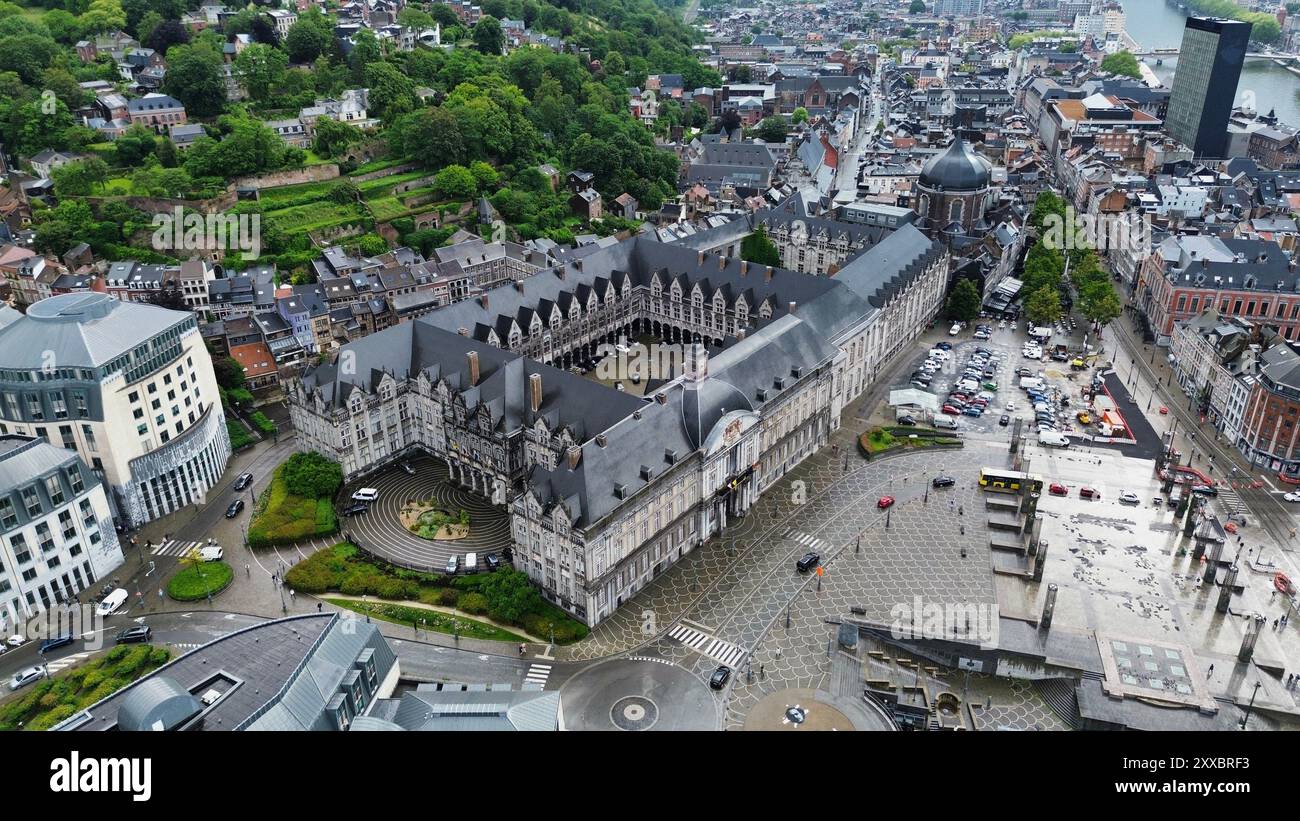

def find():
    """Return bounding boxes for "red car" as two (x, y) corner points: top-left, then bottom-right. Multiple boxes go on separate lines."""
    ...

(1048, 483), (1068, 496)
(942, 405), (960, 415)
(1159, 406), (1169, 415)
(1079, 487), (1100, 500)
(877, 496), (895, 509)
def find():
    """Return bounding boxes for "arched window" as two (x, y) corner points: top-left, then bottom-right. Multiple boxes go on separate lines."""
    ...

(949, 199), (964, 224)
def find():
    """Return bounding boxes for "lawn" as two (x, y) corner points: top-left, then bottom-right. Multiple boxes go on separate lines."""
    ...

(227, 420), (254, 449)
(327, 598), (528, 642)
(167, 560), (234, 600)
(0, 644), (171, 731)
(246, 464), (338, 547)
(264, 201), (365, 233)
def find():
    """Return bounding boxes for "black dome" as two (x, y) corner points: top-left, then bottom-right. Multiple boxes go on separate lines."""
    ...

(919, 138), (991, 191)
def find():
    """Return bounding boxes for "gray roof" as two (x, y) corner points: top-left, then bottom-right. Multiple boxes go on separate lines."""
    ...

(919, 137), (992, 191)
(376, 685), (560, 731)
(0, 435), (80, 496)
(0, 292), (192, 369)
(835, 223), (947, 309)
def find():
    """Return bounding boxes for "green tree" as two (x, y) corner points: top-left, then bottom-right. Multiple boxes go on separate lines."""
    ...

(163, 41), (225, 119)
(909, 0), (926, 13)
(347, 28), (382, 85)
(469, 160), (499, 191)
(740, 225), (782, 267)
(280, 451), (343, 498)
(312, 116), (363, 157)
(234, 43), (288, 102)
(791, 106), (809, 125)
(434, 164), (478, 199)
(479, 569), (542, 624)
(1025, 286), (1062, 327)
(756, 116), (788, 143)
(391, 106), (466, 169)
(51, 157), (108, 196)
(473, 15), (503, 55)
(364, 61), (417, 124)
(1100, 50), (1142, 80)
(944, 278), (981, 322)
(213, 356), (246, 391)
(284, 11), (332, 63)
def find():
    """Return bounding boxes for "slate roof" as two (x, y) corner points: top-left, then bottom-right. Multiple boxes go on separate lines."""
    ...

(0, 292), (190, 370)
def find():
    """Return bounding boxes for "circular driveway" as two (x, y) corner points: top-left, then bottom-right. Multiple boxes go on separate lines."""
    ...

(341, 454), (510, 570)
(559, 657), (720, 731)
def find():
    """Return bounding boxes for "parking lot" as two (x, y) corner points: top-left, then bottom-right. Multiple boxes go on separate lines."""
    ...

(904, 317), (1091, 444)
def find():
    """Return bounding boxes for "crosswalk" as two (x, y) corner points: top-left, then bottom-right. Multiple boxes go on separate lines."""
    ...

(524, 663), (551, 688)
(667, 624), (747, 667)
(783, 529), (828, 552)
(1218, 487), (1248, 518)
(151, 539), (205, 558)
(45, 651), (91, 673)
(170, 642), (202, 652)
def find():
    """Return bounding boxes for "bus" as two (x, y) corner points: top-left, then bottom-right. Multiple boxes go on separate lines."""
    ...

(979, 468), (1044, 495)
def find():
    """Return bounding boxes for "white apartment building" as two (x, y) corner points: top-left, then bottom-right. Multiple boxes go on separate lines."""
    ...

(0, 294), (232, 526)
(0, 435), (124, 627)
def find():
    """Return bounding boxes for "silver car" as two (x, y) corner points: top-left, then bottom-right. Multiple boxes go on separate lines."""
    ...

(9, 666), (45, 691)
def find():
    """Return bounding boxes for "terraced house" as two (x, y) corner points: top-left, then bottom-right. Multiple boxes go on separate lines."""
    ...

(289, 229), (947, 625)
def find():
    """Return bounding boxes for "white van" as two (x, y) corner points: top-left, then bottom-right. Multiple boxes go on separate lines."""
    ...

(1020, 377), (1045, 391)
(1038, 431), (1070, 448)
(351, 488), (379, 503)
(465, 552), (478, 573)
(933, 416), (959, 430)
(96, 588), (128, 617)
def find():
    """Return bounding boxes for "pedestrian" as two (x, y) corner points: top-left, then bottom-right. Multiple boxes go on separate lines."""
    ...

(245, 562), (250, 578)
(519, 643), (526, 656)
(317, 602), (322, 612)
(1207, 663), (1214, 677)
(289, 588), (295, 600)
(1289, 673), (1295, 687)
(1274, 618), (1280, 631)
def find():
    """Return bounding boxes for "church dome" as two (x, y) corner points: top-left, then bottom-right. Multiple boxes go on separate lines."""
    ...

(919, 138), (992, 191)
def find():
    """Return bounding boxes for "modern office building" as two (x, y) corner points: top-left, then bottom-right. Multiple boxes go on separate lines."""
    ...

(0, 435), (123, 627)
(0, 293), (231, 527)
(1165, 17), (1252, 158)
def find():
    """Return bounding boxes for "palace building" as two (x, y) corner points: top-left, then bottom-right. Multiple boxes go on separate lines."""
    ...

(289, 229), (948, 625)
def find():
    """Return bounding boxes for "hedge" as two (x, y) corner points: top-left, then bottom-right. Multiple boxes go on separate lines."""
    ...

(247, 463), (338, 547)
(0, 644), (170, 731)
(288, 544), (589, 643)
(326, 599), (528, 642)
(249, 411), (277, 435)
(227, 420), (254, 450)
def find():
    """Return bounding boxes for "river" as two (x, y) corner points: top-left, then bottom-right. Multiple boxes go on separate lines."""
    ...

(1119, 0), (1300, 129)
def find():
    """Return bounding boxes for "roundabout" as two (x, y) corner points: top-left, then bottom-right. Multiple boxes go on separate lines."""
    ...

(559, 657), (720, 731)
(340, 454), (511, 570)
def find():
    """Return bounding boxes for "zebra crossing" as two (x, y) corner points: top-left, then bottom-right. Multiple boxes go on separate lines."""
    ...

(783, 529), (828, 552)
(524, 663), (551, 688)
(151, 540), (204, 558)
(1218, 487), (1249, 517)
(45, 651), (91, 673)
(667, 624), (747, 667)
(170, 642), (202, 651)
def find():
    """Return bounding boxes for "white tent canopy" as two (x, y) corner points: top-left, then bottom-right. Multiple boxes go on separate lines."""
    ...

(889, 388), (939, 412)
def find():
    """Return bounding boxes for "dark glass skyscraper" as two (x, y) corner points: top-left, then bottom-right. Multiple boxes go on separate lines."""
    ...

(1165, 16), (1252, 158)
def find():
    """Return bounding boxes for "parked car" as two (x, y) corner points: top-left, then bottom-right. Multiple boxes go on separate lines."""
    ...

(949, 323), (962, 336)
(963, 406), (983, 417)
(897, 415), (917, 426)
(796, 552), (820, 572)
(39, 634), (74, 653)
(999, 414), (1010, 426)
(199, 545), (223, 562)
(400, 462), (416, 476)
(709, 665), (732, 690)
(1049, 483), (1068, 496)
(942, 405), (961, 415)
(877, 496), (896, 509)
(224, 499), (244, 518)
(342, 503), (369, 517)
(936, 342), (952, 350)
(1079, 487), (1100, 500)
(115, 625), (152, 644)
(485, 553), (501, 572)
(931, 476), (956, 488)
(1284, 492), (1300, 503)
(445, 555), (459, 574)
(1118, 491), (1140, 505)
(1192, 484), (1219, 497)
(6, 634), (28, 648)
(233, 472), (254, 491)
(9, 666), (45, 691)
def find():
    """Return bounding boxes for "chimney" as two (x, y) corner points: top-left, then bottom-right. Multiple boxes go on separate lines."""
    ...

(595, 433), (608, 447)
(458, 327), (469, 336)
(737, 328), (746, 341)
(555, 267), (566, 280)
(698, 250), (706, 265)
(765, 265), (774, 280)
(466, 351), (480, 386)
(574, 259), (583, 271)
(528, 372), (542, 412)
(514, 280), (525, 292)
(740, 260), (749, 276)
(655, 391), (668, 404)
(566, 445), (581, 470)
(479, 294), (489, 309)
(788, 301), (797, 313)
(718, 255), (727, 271)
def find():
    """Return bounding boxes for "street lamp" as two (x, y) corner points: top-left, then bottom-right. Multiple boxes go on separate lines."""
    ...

(1240, 681), (1262, 729)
